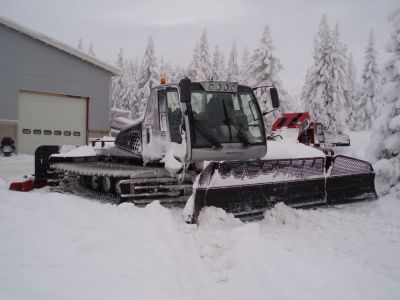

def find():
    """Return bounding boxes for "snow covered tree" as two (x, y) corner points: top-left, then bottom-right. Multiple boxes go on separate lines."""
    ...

(126, 59), (140, 117)
(111, 48), (141, 116)
(211, 45), (226, 80)
(227, 40), (240, 82)
(111, 48), (126, 109)
(356, 30), (382, 129)
(369, 8), (400, 194)
(138, 36), (159, 109)
(247, 24), (293, 127)
(240, 47), (250, 84)
(301, 16), (348, 133)
(301, 17), (330, 125)
(345, 53), (360, 129)
(332, 23), (350, 127)
(187, 29), (212, 81)
(159, 56), (174, 82)
(172, 65), (187, 82)
(88, 42), (95, 57)
(187, 43), (200, 80)
(77, 38), (84, 51)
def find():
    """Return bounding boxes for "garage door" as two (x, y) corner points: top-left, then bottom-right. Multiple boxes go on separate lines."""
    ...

(18, 90), (87, 154)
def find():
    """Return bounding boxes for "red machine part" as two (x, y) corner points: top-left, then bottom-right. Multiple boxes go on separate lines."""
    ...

(9, 179), (48, 192)
(272, 112), (311, 131)
(272, 112), (324, 146)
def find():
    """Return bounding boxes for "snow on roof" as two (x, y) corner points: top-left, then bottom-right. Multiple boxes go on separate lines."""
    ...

(0, 16), (121, 76)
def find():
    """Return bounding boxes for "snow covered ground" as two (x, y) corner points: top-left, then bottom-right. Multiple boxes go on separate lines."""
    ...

(1, 132), (400, 300)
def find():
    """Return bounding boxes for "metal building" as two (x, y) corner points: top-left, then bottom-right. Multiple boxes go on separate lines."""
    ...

(0, 17), (120, 154)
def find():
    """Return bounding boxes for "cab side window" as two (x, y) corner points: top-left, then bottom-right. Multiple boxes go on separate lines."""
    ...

(166, 90), (182, 143)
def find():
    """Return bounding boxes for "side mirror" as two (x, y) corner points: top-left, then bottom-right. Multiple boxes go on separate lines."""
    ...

(179, 77), (191, 103)
(252, 85), (280, 110)
(253, 85), (280, 115)
(270, 87), (279, 109)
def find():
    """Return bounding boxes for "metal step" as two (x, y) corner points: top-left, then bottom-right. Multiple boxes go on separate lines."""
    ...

(120, 191), (182, 198)
(51, 161), (171, 178)
(133, 195), (190, 205)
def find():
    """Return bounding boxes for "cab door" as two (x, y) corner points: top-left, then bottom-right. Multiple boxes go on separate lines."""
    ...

(141, 87), (182, 162)
(165, 88), (182, 144)
(142, 88), (165, 160)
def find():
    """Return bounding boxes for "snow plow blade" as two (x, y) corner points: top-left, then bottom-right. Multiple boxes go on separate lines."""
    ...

(187, 155), (377, 223)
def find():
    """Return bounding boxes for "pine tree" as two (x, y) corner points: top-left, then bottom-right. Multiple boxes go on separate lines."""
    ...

(77, 38), (84, 51)
(227, 40), (239, 82)
(187, 43), (200, 80)
(247, 24), (293, 126)
(111, 48), (126, 109)
(88, 42), (95, 57)
(172, 65), (187, 82)
(301, 16), (348, 133)
(188, 29), (212, 81)
(138, 36), (159, 109)
(346, 53), (360, 129)
(127, 59), (140, 117)
(301, 16), (330, 125)
(330, 23), (349, 130)
(356, 30), (382, 129)
(369, 8), (400, 193)
(240, 47), (250, 84)
(211, 45), (226, 80)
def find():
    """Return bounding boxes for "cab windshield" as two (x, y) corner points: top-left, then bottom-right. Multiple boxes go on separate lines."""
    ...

(189, 89), (264, 147)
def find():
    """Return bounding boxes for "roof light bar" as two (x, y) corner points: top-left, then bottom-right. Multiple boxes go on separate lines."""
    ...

(200, 81), (238, 93)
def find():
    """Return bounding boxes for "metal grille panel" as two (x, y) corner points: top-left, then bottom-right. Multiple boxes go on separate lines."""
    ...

(130, 128), (141, 155)
(216, 157), (325, 180)
(115, 125), (142, 156)
(330, 155), (373, 176)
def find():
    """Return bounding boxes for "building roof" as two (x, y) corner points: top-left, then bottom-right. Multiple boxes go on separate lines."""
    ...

(0, 16), (121, 75)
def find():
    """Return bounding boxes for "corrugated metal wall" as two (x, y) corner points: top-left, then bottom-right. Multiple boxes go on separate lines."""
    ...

(0, 24), (113, 144)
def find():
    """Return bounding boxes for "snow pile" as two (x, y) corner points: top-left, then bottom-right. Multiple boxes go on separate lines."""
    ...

(193, 207), (243, 283)
(263, 202), (304, 225)
(160, 142), (186, 177)
(374, 158), (400, 194)
(91, 136), (115, 150)
(210, 169), (317, 187)
(142, 137), (169, 164)
(264, 139), (325, 160)
(52, 145), (97, 157)
(0, 154), (34, 179)
(272, 127), (299, 141)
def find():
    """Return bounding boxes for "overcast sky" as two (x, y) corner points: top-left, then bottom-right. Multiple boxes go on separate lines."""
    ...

(1, 0), (398, 95)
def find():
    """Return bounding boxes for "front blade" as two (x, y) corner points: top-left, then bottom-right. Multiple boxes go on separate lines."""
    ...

(326, 155), (377, 203)
(191, 157), (327, 222)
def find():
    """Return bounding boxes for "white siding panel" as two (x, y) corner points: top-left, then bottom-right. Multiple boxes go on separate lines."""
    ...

(18, 91), (87, 154)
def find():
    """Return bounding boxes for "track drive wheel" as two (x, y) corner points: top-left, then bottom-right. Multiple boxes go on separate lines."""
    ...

(101, 176), (113, 193)
(112, 179), (122, 205)
(91, 176), (100, 190)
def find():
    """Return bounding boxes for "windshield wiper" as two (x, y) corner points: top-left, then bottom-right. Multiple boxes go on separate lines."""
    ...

(224, 118), (251, 146)
(192, 118), (222, 149)
(221, 98), (251, 146)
